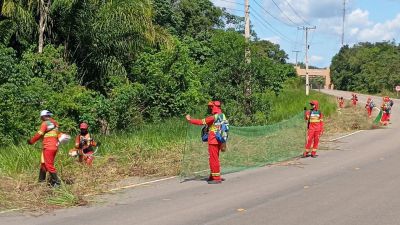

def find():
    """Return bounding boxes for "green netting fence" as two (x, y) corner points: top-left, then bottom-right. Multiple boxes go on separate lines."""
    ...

(180, 113), (306, 180)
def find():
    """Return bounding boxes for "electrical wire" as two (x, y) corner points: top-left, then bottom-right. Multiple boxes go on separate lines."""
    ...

(269, 0), (301, 26)
(221, 7), (245, 13)
(250, 10), (296, 44)
(214, 0), (245, 6)
(252, 0), (296, 27)
(282, 0), (310, 25)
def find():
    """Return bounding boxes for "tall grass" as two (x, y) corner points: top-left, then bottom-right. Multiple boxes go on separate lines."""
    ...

(267, 80), (337, 123)
(0, 82), (339, 211)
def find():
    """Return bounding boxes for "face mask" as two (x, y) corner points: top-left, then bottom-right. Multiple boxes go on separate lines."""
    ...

(80, 130), (88, 135)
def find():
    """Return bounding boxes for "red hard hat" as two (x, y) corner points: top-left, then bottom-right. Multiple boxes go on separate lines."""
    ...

(80, 123), (89, 129)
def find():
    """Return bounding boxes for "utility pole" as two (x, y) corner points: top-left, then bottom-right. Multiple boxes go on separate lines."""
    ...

(298, 26), (316, 96)
(342, 0), (346, 46)
(244, 0), (252, 115)
(292, 50), (301, 67)
(244, 0), (250, 63)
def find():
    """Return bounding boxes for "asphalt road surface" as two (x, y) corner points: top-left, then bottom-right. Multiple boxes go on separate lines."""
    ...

(2, 90), (400, 225)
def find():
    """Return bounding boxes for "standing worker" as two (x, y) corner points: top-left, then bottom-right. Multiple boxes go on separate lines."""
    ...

(303, 100), (324, 158)
(380, 96), (391, 126)
(338, 97), (345, 109)
(186, 101), (228, 184)
(27, 110), (61, 187)
(351, 93), (358, 106)
(365, 97), (375, 118)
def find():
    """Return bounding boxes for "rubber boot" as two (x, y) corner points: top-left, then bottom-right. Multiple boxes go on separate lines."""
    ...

(49, 172), (61, 188)
(311, 151), (318, 158)
(207, 180), (222, 184)
(208, 176), (225, 182)
(38, 169), (46, 183)
(302, 151), (310, 158)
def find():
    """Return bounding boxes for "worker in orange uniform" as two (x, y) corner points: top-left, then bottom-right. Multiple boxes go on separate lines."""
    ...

(338, 97), (345, 109)
(186, 101), (228, 184)
(303, 100), (324, 158)
(27, 110), (61, 187)
(380, 96), (391, 126)
(365, 97), (375, 118)
(69, 123), (98, 165)
(351, 93), (358, 106)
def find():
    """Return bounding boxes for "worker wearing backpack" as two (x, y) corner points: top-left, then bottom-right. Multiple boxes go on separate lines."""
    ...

(380, 96), (391, 126)
(365, 97), (375, 118)
(186, 101), (229, 184)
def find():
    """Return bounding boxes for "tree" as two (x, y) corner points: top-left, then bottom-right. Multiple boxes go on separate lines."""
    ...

(331, 41), (400, 93)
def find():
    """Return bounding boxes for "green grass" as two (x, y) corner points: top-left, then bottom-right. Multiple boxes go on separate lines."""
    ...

(268, 89), (337, 123)
(0, 83), (339, 211)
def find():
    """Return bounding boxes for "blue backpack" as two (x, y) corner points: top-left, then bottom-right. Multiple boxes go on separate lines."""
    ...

(201, 114), (229, 143)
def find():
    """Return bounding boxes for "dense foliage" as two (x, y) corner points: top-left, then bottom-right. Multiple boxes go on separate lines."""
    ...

(0, 0), (295, 144)
(331, 41), (400, 93)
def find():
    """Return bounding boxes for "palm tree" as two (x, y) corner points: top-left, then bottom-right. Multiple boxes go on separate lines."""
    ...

(0, 0), (36, 46)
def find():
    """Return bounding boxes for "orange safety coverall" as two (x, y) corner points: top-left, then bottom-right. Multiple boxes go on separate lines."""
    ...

(74, 133), (97, 165)
(304, 100), (324, 157)
(29, 118), (59, 173)
(188, 102), (224, 181)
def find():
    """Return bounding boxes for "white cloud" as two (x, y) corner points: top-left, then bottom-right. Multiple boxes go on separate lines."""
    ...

(356, 14), (400, 42)
(310, 55), (324, 63)
(304, 6), (399, 45)
(261, 0), (344, 25)
(212, 0), (236, 9)
(263, 36), (281, 44)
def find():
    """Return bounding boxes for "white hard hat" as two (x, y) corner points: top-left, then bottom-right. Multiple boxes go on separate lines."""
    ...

(40, 110), (53, 117)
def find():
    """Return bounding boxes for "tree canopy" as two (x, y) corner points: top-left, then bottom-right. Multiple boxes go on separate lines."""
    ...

(331, 41), (400, 93)
(0, 0), (295, 144)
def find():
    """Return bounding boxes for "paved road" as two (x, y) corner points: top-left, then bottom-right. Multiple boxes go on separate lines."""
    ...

(2, 90), (400, 225)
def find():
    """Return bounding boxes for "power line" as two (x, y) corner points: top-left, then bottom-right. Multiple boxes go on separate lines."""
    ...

(252, 0), (296, 27)
(251, 10), (296, 44)
(215, 0), (245, 6)
(221, 7), (245, 13)
(269, 0), (301, 26)
(282, 0), (310, 25)
(298, 26), (316, 96)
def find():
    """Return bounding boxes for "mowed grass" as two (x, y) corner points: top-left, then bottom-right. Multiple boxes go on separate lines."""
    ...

(0, 86), (342, 211)
(0, 119), (187, 212)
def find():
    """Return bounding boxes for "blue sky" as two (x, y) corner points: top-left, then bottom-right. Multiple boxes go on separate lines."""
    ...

(212, 0), (400, 68)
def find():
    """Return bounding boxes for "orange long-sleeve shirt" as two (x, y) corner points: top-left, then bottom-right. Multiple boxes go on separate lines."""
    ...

(29, 118), (59, 150)
(189, 115), (219, 145)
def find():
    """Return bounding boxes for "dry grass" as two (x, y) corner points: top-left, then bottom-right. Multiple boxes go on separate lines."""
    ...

(0, 144), (183, 213)
(324, 101), (376, 136)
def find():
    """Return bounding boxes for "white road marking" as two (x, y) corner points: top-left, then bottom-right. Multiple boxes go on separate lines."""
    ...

(0, 208), (24, 214)
(329, 130), (364, 142)
(107, 176), (178, 192)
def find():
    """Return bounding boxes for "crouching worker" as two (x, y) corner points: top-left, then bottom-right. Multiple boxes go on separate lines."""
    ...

(28, 110), (62, 187)
(186, 101), (229, 184)
(303, 101), (324, 158)
(69, 123), (98, 166)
